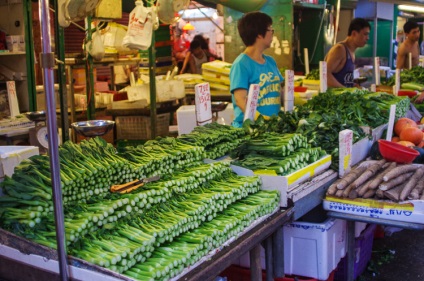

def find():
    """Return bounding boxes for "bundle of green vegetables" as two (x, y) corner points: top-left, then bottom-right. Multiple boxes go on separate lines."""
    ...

(118, 136), (205, 178)
(384, 66), (424, 88)
(178, 122), (247, 159)
(3, 160), (277, 279)
(231, 133), (327, 175)
(305, 68), (319, 80)
(1, 162), (232, 246)
(244, 88), (407, 170)
(0, 137), (204, 229)
(122, 190), (279, 280)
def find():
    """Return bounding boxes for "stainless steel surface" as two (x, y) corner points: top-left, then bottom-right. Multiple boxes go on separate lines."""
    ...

(39, 0), (69, 280)
(25, 111), (46, 122)
(71, 120), (115, 137)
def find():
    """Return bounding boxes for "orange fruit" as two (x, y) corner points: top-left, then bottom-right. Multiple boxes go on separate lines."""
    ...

(397, 140), (416, 147)
(399, 127), (424, 145)
(394, 117), (418, 136)
(391, 136), (400, 142)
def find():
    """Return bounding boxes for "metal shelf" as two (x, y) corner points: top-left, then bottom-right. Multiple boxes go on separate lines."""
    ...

(0, 51), (25, 56)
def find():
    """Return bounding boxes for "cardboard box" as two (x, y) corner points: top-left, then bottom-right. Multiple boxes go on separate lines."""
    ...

(283, 218), (347, 280)
(231, 155), (332, 207)
(0, 146), (39, 178)
(323, 197), (424, 224)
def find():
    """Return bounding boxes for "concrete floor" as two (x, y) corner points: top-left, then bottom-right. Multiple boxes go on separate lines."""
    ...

(358, 228), (424, 281)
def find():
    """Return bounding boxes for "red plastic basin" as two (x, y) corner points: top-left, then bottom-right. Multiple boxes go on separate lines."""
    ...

(294, 86), (308, 92)
(378, 139), (419, 163)
(398, 90), (417, 98)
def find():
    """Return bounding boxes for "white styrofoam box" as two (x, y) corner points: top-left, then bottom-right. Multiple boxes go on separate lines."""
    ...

(283, 218), (347, 280)
(351, 137), (372, 167)
(177, 105), (198, 135)
(355, 222), (368, 238)
(231, 155), (332, 207)
(360, 123), (387, 142)
(0, 146), (39, 178)
(323, 198), (424, 224)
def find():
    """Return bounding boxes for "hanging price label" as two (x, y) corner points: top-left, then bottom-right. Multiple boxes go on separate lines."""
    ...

(195, 82), (212, 125)
(319, 61), (327, 93)
(284, 69), (294, 112)
(244, 84), (260, 122)
(374, 57), (381, 86)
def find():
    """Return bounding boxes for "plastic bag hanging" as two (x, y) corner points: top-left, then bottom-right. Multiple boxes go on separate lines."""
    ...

(122, 1), (154, 50)
(86, 25), (105, 61)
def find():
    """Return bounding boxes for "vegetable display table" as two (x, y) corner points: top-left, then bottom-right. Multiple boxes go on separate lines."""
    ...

(0, 208), (292, 281)
(327, 211), (424, 281)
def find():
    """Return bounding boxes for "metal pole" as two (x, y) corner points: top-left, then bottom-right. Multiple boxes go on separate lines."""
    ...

(147, 2), (157, 139)
(38, 0), (69, 280)
(53, 0), (70, 143)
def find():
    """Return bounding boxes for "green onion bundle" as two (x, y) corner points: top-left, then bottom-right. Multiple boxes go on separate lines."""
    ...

(178, 123), (247, 159)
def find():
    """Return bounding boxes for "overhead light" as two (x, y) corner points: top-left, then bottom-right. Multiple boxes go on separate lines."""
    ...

(212, 12), (218, 19)
(398, 4), (424, 13)
(399, 11), (415, 18)
(183, 22), (195, 31)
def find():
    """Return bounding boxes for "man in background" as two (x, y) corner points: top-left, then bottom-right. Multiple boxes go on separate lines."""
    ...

(396, 21), (420, 70)
(325, 18), (370, 88)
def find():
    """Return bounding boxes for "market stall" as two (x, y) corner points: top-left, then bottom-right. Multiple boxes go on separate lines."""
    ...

(3, 1), (424, 281)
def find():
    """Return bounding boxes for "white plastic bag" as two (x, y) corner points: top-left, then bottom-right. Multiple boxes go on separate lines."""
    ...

(87, 26), (105, 61)
(122, 1), (154, 50)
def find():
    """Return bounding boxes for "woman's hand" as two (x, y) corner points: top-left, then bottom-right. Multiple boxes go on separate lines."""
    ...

(416, 92), (424, 104)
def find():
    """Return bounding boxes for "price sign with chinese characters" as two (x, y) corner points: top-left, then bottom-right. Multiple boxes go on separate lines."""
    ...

(284, 69), (294, 112)
(319, 61), (327, 93)
(338, 129), (353, 177)
(374, 57), (381, 85)
(6, 81), (20, 117)
(244, 84), (260, 122)
(195, 82), (212, 125)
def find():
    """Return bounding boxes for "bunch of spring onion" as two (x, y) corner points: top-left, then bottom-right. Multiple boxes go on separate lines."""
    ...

(233, 133), (309, 159)
(123, 190), (280, 281)
(70, 169), (261, 273)
(118, 137), (205, 179)
(178, 123), (247, 159)
(20, 162), (233, 247)
(232, 147), (327, 176)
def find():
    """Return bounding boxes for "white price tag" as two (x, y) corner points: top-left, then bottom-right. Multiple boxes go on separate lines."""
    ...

(195, 82), (212, 125)
(339, 129), (353, 177)
(374, 57), (381, 86)
(244, 84), (260, 122)
(6, 81), (20, 117)
(284, 69), (294, 112)
(319, 61), (327, 93)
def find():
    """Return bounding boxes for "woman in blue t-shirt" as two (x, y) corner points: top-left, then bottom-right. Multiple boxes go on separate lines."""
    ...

(229, 12), (284, 128)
